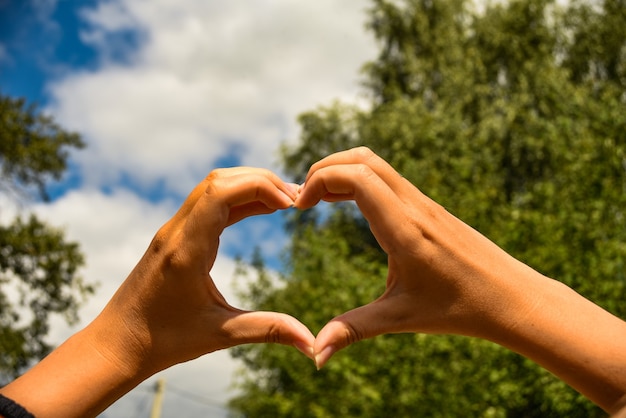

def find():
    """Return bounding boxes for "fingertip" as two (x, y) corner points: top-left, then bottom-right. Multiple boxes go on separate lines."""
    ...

(314, 345), (336, 370)
(293, 182), (315, 210)
(313, 320), (348, 369)
(284, 182), (300, 197)
(289, 325), (316, 364)
(294, 341), (315, 362)
(277, 189), (295, 208)
(313, 303), (386, 369)
(281, 183), (300, 205)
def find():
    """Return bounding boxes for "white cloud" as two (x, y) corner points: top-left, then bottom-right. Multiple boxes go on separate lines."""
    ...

(27, 188), (172, 347)
(47, 0), (376, 195)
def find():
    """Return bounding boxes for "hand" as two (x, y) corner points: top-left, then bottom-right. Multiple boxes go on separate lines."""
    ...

(0, 167), (316, 418)
(91, 167), (315, 378)
(295, 147), (536, 368)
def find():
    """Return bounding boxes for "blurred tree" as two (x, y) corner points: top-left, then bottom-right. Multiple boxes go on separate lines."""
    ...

(230, 0), (625, 416)
(0, 92), (92, 384)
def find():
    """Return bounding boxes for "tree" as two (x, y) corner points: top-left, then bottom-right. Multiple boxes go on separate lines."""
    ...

(230, 0), (625, 416)
(0, 92), (92, 384)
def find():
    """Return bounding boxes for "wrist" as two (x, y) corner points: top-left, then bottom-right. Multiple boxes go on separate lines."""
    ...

(0, 321), (153, 418)
(84, 316), (151, 383)
(84, 298), (162, 386)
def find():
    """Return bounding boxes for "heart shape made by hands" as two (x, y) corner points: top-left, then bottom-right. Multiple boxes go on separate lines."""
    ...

(225, 147), (497, 369)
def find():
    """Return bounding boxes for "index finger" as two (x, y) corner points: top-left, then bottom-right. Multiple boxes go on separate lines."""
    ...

(296, 163), (406, 255)
(304, 147), (408, 196)
(195, 171), (294, 227)
(182, 170), (295, 258)
(175, 167), (297, 224)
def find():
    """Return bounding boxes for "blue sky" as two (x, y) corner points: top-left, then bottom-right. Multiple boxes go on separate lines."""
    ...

(0, 0), (376, 416)
(1, 0), (97, 102)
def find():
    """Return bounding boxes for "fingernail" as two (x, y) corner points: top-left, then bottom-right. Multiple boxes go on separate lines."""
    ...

(284, 182), (299, 198)
(314, 345), (335, 370)
(278, 190), (295, 207)
(294, 341), (315, 361)
(293, 183), (304, 205)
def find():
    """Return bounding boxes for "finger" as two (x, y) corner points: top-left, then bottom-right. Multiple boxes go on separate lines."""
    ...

(313, 296), (409, 369)
(222, 310), (316, 360)
(303, 147), (407, 196)
(226, 202), (279, 227)
(297, 163), (393, 208)
(295, 164), (405, 253)
(169, 171), (295, 265)
(172, 168), (298, 227)
(185, 172), (295, 246)
(219, 179), (296, 226)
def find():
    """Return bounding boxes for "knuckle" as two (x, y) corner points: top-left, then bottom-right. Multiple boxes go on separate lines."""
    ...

(202, 173), (223, 201)
(264, 320), (282, 344)
(257, 167), (276, 179)
(162, 247), (189, 274)
(343, 321), (364, 346)
(354, 163), (378, 186)
(205, 168), (228, 181)
(203, 179), (219, 198)
(351, 146), (375, 162)
(149, 229), (189, 273)
(149, 226), (170, 254)
(201, 195), (229, 229)
(355, 163), (375, 178)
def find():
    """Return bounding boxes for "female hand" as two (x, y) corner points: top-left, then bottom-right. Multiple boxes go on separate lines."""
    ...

(295, 147), (528, 364)
(0, 167), (315, 418)
(295, 147), (626, 414)
(96, 167), (316, 376)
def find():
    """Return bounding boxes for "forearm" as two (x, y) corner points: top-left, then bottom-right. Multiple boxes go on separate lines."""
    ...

(0, 318), (150, 418)
(428, 206), (626, 413)
(479, 261), (626, 414)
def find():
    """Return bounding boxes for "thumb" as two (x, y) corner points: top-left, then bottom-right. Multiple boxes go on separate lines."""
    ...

(222, 310), (316, 360)
(313, 299), (398, 369)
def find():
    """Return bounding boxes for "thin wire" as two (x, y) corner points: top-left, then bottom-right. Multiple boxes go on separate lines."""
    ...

(166, 383), (231, 414)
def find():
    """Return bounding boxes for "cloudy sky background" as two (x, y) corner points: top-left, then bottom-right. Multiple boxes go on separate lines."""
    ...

(0, 0), (377, 416)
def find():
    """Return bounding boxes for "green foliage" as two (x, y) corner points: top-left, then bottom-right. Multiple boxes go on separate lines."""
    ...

(0, 93), (84, 201)
(0, 93), (91, 383)
(0, 215), (92, 383)
(230, 0), (625, 416)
